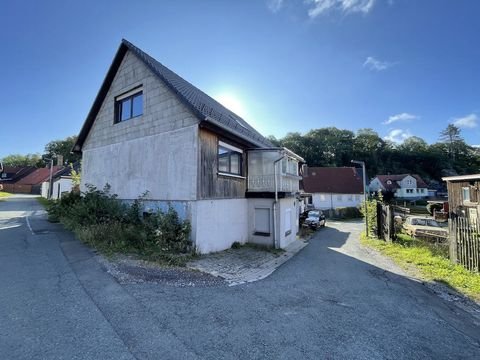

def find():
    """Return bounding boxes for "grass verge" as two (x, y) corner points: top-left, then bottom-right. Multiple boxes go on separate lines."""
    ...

(361, 232), (480, 302)
(36, 196), (50, 208)
(0, 191), (11, 200)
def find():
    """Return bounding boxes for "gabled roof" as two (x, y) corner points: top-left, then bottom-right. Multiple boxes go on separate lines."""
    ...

(73, 39), (272, 152)
(374, 174), (428, 190)
(16, 166), (65, 186)
(0, 166), (36, 183)
(302, 167), (364, 194)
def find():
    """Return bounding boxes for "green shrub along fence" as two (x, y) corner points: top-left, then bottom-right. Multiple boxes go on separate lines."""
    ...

(46, 185), (192, 265)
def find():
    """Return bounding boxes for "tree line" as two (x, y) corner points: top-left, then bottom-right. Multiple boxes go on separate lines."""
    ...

(1, 136), (80, 168)
(268, 124), (480, 187)
(2, 125), (479, 188)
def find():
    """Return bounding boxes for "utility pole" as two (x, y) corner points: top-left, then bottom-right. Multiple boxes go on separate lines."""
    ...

(351, 160), (368, 237)
(45, 158), (55, 199)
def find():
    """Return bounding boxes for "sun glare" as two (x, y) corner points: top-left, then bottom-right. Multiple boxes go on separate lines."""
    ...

(215, 93), (246, 118)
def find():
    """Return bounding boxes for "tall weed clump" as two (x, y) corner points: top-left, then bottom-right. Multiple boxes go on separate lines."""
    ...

(46, 184), (192, 264)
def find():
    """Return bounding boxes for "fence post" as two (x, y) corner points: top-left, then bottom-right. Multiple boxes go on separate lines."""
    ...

(376, 202), (382, 240)
(448, 219), (457, 264)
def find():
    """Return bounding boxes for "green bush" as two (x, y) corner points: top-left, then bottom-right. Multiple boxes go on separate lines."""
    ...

(333, 207), (362, 219)
(46, 184), (192, 262)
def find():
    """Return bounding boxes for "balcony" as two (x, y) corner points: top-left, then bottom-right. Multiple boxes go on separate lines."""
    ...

(247, 148), (303, 194)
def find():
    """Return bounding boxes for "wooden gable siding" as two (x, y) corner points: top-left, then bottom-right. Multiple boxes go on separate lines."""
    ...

(447, 180), (480, 216)
(198, 128), (246, 199)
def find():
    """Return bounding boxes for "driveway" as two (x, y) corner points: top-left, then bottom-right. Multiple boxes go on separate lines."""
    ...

(1, 195), (479, 359)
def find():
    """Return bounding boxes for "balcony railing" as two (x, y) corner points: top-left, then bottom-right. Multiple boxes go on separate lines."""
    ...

(247, 173), (301, 193)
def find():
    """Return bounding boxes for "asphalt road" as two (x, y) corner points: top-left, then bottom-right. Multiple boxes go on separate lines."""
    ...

(1, 195), (479, 359)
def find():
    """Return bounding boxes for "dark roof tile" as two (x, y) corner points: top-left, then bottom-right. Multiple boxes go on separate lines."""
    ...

(302, 167), (364, 194)
(74, 39), (272, 151)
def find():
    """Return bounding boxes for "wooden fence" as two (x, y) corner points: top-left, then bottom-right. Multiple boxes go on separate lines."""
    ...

(376, 203), (396, 242)
(449, 218), (480, 272)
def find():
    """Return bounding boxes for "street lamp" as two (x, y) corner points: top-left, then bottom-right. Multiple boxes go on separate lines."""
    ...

(44, 157), (55, 200)
(351, 160), (368, 237)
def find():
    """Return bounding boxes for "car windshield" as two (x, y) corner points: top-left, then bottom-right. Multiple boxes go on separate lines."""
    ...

(308, 211), (320, 218)
(426, 220), (440, 227)
(410, 218), (440, 227)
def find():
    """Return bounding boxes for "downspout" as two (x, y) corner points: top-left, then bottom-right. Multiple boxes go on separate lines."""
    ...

(273, 154), (285, 249)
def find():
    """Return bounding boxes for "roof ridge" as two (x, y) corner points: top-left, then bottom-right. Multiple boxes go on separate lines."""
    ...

(121, 39), (272, 148)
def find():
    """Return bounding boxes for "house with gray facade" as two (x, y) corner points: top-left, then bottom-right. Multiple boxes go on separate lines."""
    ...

(73, 39), (304, 254)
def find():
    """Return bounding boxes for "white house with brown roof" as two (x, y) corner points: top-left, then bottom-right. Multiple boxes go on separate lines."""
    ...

(302, 167), (364, 210)
(73, 39), (304, 254)
(369, 174), (428, 199)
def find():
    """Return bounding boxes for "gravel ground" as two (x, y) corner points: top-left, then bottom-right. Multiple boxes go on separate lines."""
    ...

(98, 255), (227, 287)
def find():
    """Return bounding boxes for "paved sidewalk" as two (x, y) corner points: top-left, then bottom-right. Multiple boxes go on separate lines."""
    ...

(187, 240), (308, 285)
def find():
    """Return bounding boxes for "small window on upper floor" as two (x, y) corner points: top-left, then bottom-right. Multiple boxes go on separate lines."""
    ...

(463, 187), (471, 202)
(114, 87), (143, 123)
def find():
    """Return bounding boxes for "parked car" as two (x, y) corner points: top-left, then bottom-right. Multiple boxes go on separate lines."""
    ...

(402, 216), (448, 240)
(302, 210), (326, 229)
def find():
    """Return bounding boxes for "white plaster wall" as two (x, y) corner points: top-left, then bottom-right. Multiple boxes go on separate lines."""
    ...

(81, 126), (198, 200)
(399, 175), (417, 189)
(248, 198), (274, 247)
(312, 193), (362, 210)
(41, 182), (49, 198)
(369, 178), (384, 192)
(191, 198), (248, 254)
(81, 49), (200, 201)
(53, 178), (73, 199)
(278, 197), (299, 248)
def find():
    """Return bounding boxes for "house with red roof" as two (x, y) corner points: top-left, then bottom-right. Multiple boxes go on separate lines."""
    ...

(369, 174), (428, 199)
(6, 166), (65, 194)
(302, 167), (365, 210)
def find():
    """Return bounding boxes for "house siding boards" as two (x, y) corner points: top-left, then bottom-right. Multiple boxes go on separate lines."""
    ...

(82, 50), (199, 151)
(444, 178), (480, 221)
(198, 128), (246, 200)
(81, 49), (198, 201)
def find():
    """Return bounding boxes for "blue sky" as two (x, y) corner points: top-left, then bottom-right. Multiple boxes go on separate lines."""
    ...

(1, 0), (479, 159)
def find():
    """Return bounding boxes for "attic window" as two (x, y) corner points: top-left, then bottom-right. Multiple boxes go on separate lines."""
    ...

(386, 180), (392, 185)
(114, 86), (143, 123)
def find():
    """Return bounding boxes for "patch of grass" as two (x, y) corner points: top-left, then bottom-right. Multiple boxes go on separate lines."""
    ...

(0, 191), (11, 199)
(36, 196), (51, 208)
(361, 232), (480, 301)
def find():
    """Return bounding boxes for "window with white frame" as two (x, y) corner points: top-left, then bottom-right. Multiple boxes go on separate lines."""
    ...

(462, 187), (471, 202)
(319, 194), (326, 201)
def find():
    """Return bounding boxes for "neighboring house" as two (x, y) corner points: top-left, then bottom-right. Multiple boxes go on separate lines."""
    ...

(302, 167), (364, 210)
(73, 39), (304, 254)
(41, 163), (79, 199)
(369, 174), (428, 199)
(12, 166), (65, 194)
(442, 174), (480, 223)
(0, 166), (36, 182)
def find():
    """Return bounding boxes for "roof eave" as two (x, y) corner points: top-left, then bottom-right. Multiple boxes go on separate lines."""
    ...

(72, 42), (129, 153)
